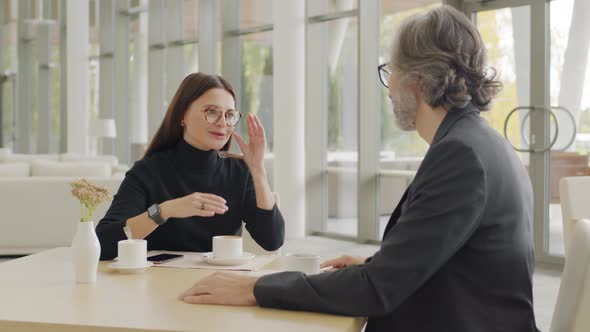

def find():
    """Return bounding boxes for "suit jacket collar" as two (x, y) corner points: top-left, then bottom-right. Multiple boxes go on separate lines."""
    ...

(431, 104), (479, 145)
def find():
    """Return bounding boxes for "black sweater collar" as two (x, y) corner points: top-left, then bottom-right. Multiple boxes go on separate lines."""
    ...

(174, 138), (219, 170)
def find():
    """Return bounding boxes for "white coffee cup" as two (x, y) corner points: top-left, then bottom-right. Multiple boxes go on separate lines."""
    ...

(117, 239), (148, 267)
(212, 235), (242, 259)
(284, 253), (320, 275)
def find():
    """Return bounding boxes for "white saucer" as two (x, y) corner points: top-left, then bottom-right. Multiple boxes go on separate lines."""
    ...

(107, 261), (153, 274)
(201, 252), (255, 266)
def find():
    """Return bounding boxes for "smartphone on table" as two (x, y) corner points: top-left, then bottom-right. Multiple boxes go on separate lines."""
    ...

(147, 253), (184, 264)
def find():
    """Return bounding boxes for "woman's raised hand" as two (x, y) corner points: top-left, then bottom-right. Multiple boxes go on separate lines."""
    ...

(233, 113), (266, 173)
(160, 192), (228, 219)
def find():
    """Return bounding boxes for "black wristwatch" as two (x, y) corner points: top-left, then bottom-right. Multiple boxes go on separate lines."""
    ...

(147, 203), (167, 226)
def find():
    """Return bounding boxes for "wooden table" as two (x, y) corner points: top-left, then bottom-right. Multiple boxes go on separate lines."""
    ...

(0, 248), (366, 332)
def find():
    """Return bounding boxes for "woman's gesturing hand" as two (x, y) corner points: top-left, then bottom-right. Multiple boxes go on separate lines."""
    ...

(233, 113), (266, 174)
(160, 192), (228, 219)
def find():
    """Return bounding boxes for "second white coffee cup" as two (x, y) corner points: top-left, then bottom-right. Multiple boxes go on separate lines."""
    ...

(284, 253), (320, 275)
(117, 239), (147, 267)
(212, 235), (242, 259)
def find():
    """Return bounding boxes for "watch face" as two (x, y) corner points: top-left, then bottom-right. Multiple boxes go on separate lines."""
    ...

(148, 204), (158, 216)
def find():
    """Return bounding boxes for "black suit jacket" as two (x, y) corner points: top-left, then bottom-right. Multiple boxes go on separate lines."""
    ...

(254, 105), (538, 332)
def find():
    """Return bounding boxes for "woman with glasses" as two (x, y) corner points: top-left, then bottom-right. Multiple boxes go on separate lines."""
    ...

(96, 73), (285, 260)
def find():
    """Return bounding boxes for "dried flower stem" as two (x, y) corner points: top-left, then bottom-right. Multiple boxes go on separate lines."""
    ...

(70, 179), (112, 222)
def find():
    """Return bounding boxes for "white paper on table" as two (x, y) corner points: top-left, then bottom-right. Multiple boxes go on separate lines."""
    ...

(147, 250), (277, 271)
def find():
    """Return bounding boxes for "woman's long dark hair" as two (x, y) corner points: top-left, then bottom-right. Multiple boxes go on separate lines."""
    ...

(144, 73), (236, 157)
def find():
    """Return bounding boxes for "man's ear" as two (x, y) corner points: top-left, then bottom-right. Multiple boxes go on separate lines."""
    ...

(409, 81), (424, 105)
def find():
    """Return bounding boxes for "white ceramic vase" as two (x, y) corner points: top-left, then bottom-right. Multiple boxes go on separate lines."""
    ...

(71, 221), (101, 283)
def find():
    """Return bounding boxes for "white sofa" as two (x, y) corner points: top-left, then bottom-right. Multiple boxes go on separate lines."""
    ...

(0, 177), (123, 255)
(0, 148), (129, 177)
(327, 156), (420, 218)
(0, 149), (126, 255)
(327, 167), (416, 218)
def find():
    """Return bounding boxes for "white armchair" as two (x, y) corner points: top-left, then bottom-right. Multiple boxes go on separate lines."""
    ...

(559, 176), (590, 254)
(550, 218), (590, 332)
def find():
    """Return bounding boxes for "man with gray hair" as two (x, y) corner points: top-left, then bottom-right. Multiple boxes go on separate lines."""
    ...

(178, 6), (538, 331)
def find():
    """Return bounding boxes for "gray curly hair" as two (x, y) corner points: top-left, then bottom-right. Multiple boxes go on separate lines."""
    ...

(391, 5), (502, 112)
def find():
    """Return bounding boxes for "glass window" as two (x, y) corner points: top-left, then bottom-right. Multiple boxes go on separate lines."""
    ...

(1, 4), (18, 148)
(89, 3), (99, 119)
(15, 0), (62, 153)
(238, 31), (273, 148)
(325, 17), (359, 237)
(234, 31), (274, 187)
(240, 0), (273, 28)
(308, 0), (358, 17)
(477, 7), (531, 149)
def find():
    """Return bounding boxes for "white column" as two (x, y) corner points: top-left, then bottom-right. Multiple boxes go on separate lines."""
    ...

(16, 0), (33, 153)
(558, 0), (590, 150)
(165, 0), (184, 101)
(37, 0), (53, 153)
(305, 0), (329, 234)
(113, 0), (130, 164)
(132, 0), (148, 152)
(147, 0), (166, 139)
(59, 0), (67, 153)
(198, 0), (218, 74)
(0, 0), (3, 147)
(357, 0), (380, 241)
(221, 0), (241, 101)
(274, 0), (305, 239)
(66, 0), (89, 155)
(511, 6), (530, 163)
(98, 0), (115, 155)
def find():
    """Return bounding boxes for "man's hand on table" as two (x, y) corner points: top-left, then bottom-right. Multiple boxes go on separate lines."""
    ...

(178, 272), (259, 306)
(320, 255), (367, 271)
(178, 255), (368, 306)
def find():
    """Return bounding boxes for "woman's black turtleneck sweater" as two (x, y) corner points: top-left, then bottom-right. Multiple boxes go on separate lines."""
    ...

(96, 139), (285, 260)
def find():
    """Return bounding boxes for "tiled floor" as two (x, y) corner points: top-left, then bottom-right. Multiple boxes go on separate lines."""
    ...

(0, 236), (560, 331)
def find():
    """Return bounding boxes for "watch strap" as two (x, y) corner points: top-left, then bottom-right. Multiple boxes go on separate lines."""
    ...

(148, 203), (167, 226)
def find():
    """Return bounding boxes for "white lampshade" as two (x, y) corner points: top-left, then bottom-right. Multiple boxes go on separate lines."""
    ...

(90, 119), (117, 138)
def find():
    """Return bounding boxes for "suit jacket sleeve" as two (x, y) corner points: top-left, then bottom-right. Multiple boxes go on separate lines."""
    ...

(254, 139), (487, 316)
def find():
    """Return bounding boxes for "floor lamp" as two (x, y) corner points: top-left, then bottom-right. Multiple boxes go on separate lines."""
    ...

(90, 119), (117, 156)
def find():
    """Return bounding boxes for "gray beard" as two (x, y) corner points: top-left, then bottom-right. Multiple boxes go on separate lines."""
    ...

(392, 90), (417, 131)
